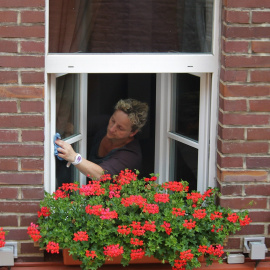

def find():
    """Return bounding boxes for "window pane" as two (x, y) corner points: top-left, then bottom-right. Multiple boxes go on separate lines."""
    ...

(56, 74), (80, 139)
(170, 140), (198, 191)
(49, 0), (213, 53)
(172, 73), (200, 141)
(56, 142), (80, 189)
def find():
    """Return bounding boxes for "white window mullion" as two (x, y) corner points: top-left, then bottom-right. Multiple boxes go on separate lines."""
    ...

(79, 73), (88, 186)
(48, 74), (57, 193)
(197, 74), (211, 192)
(155, 74), (171, 184)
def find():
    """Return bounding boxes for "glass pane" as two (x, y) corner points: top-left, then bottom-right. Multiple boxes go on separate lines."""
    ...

(56, 142), (79, 189)
(49, 0), (213, 53)
(170, 140), (198, 191)
(172, 73), (200, 141)
(56, 74), (80, 139)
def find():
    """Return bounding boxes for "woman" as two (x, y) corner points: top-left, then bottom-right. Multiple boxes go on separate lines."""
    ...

(55, 99), (149, 179)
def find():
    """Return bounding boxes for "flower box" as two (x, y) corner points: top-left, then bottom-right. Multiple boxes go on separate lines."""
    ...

(63, 249), (162, 265)
(27, 170), (251, 270)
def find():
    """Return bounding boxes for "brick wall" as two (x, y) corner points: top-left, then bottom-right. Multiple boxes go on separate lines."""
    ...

(218, 0), (270, 254)
(0, 0), (270, 263)
(0, 0), (45, 262)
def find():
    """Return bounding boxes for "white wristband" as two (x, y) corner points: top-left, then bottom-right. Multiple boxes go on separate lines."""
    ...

(72, 154), (82, 165)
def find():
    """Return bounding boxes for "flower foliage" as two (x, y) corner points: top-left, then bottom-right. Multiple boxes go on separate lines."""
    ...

(28, 170), (251, 270)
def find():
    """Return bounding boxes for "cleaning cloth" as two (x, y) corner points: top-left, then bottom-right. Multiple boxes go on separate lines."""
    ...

(54, 133), (64, 160)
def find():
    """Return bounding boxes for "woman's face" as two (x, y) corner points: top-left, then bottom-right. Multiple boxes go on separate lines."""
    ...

(107, 110), (137, 140)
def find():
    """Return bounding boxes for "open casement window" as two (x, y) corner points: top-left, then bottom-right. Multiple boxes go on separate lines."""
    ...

(155, 73), (211, 192)
(45, 0), (220, 193)
(46, 73), (88, 191)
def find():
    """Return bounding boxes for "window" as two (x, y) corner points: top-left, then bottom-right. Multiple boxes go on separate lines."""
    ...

(45, 0), (220, 193)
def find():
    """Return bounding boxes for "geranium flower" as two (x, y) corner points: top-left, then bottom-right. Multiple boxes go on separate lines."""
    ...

(46, 241), (59, 254)
(183, 219), (196, 230)
(38, 206), (51, 218)
(27, 223), (42, 242)
(154, 193), (170, 203)
(130, 248), (145, 260)
(73, 231), (88, 241)
(103, 244), (124, 257)
(86, 250), (97, 259)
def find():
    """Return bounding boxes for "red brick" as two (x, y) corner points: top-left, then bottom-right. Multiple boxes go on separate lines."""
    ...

(0, 201), (40, 213)
(20, 214), (38, 226)
(21, 130), (44, 142)
(235, 224), (265, 235)
(6, 229), (30, 241)
(21, 159), (44, 171)
(219, 112), (269, 125)
(252, 11), (270, 23)
(0, 173), (43, 185)
(249, 211), (270, 222)
(0, 11), (17, 22)
(250, 70), (270, 83)
(0, 130), (18, 142)
(0, 40), (17, 53)
(0, 56), (44, 68)
(0, 26), (44, 38)
(0, 215), (18, 227)
(223, 40), (249, 53)
(21, 72), (44, 84)
(0, 71), (18, 84)
(220, 68), (247, 82)
(219, 141), (268, 154)
(0, 187), (18, 199)
(224, 10), (250, 24)
(224, 25), (270, 39)
(0, 101), (17, 113)
(21, 101), (44, 113)
(219, 98), (247, 112)
(245, 185), (270, 196)
(21, 242), (43, 254)
(252, 41), (270, 53)
(246, 157), (270, 168)
(218, 126), (245, 140)
(221, 84), (270, 97)
(0, 86), (44, 99)
(224, 0), (270, 8)
(219, 170), (268, 182)
(250, 100), (270, 112)
(247, 128), (270, 140)
(21, 11), (45, 23)
(21, 187), (44, 200)
(217, 154), (243, 168)
(0, 159), (18, 170)
(219, 197), (267, 209)
(218, 184), (242, 196)
(224, 55), (270, 68)
(224, 237), (241, 249)
(0, 0), (45, 7)
(21, 41), (45, 54)
(0, 144), (43, 157)
(0, 115), (44, 128)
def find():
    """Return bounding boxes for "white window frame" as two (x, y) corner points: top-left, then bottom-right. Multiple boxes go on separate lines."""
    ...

(155, 73), (211, 192)
(44, 0), (221, 192)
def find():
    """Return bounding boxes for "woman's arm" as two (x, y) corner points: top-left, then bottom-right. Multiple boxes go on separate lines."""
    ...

(55, 139), (104, 179)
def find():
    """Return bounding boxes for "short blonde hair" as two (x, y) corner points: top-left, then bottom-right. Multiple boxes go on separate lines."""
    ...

(115, 99), (149, 132)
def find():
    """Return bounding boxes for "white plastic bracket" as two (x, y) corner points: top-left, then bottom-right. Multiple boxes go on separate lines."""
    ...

(243, 237), (268, 260)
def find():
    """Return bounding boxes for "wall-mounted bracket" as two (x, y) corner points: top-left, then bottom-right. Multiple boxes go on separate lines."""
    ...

(244, 237), (268, 260)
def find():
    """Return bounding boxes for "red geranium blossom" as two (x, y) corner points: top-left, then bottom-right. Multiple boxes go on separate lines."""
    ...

(46, 241), (59, 254)
(73, 231), (89, 241)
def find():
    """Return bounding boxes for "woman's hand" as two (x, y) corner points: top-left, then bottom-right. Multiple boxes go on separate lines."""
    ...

(55, 139), (77, 163)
